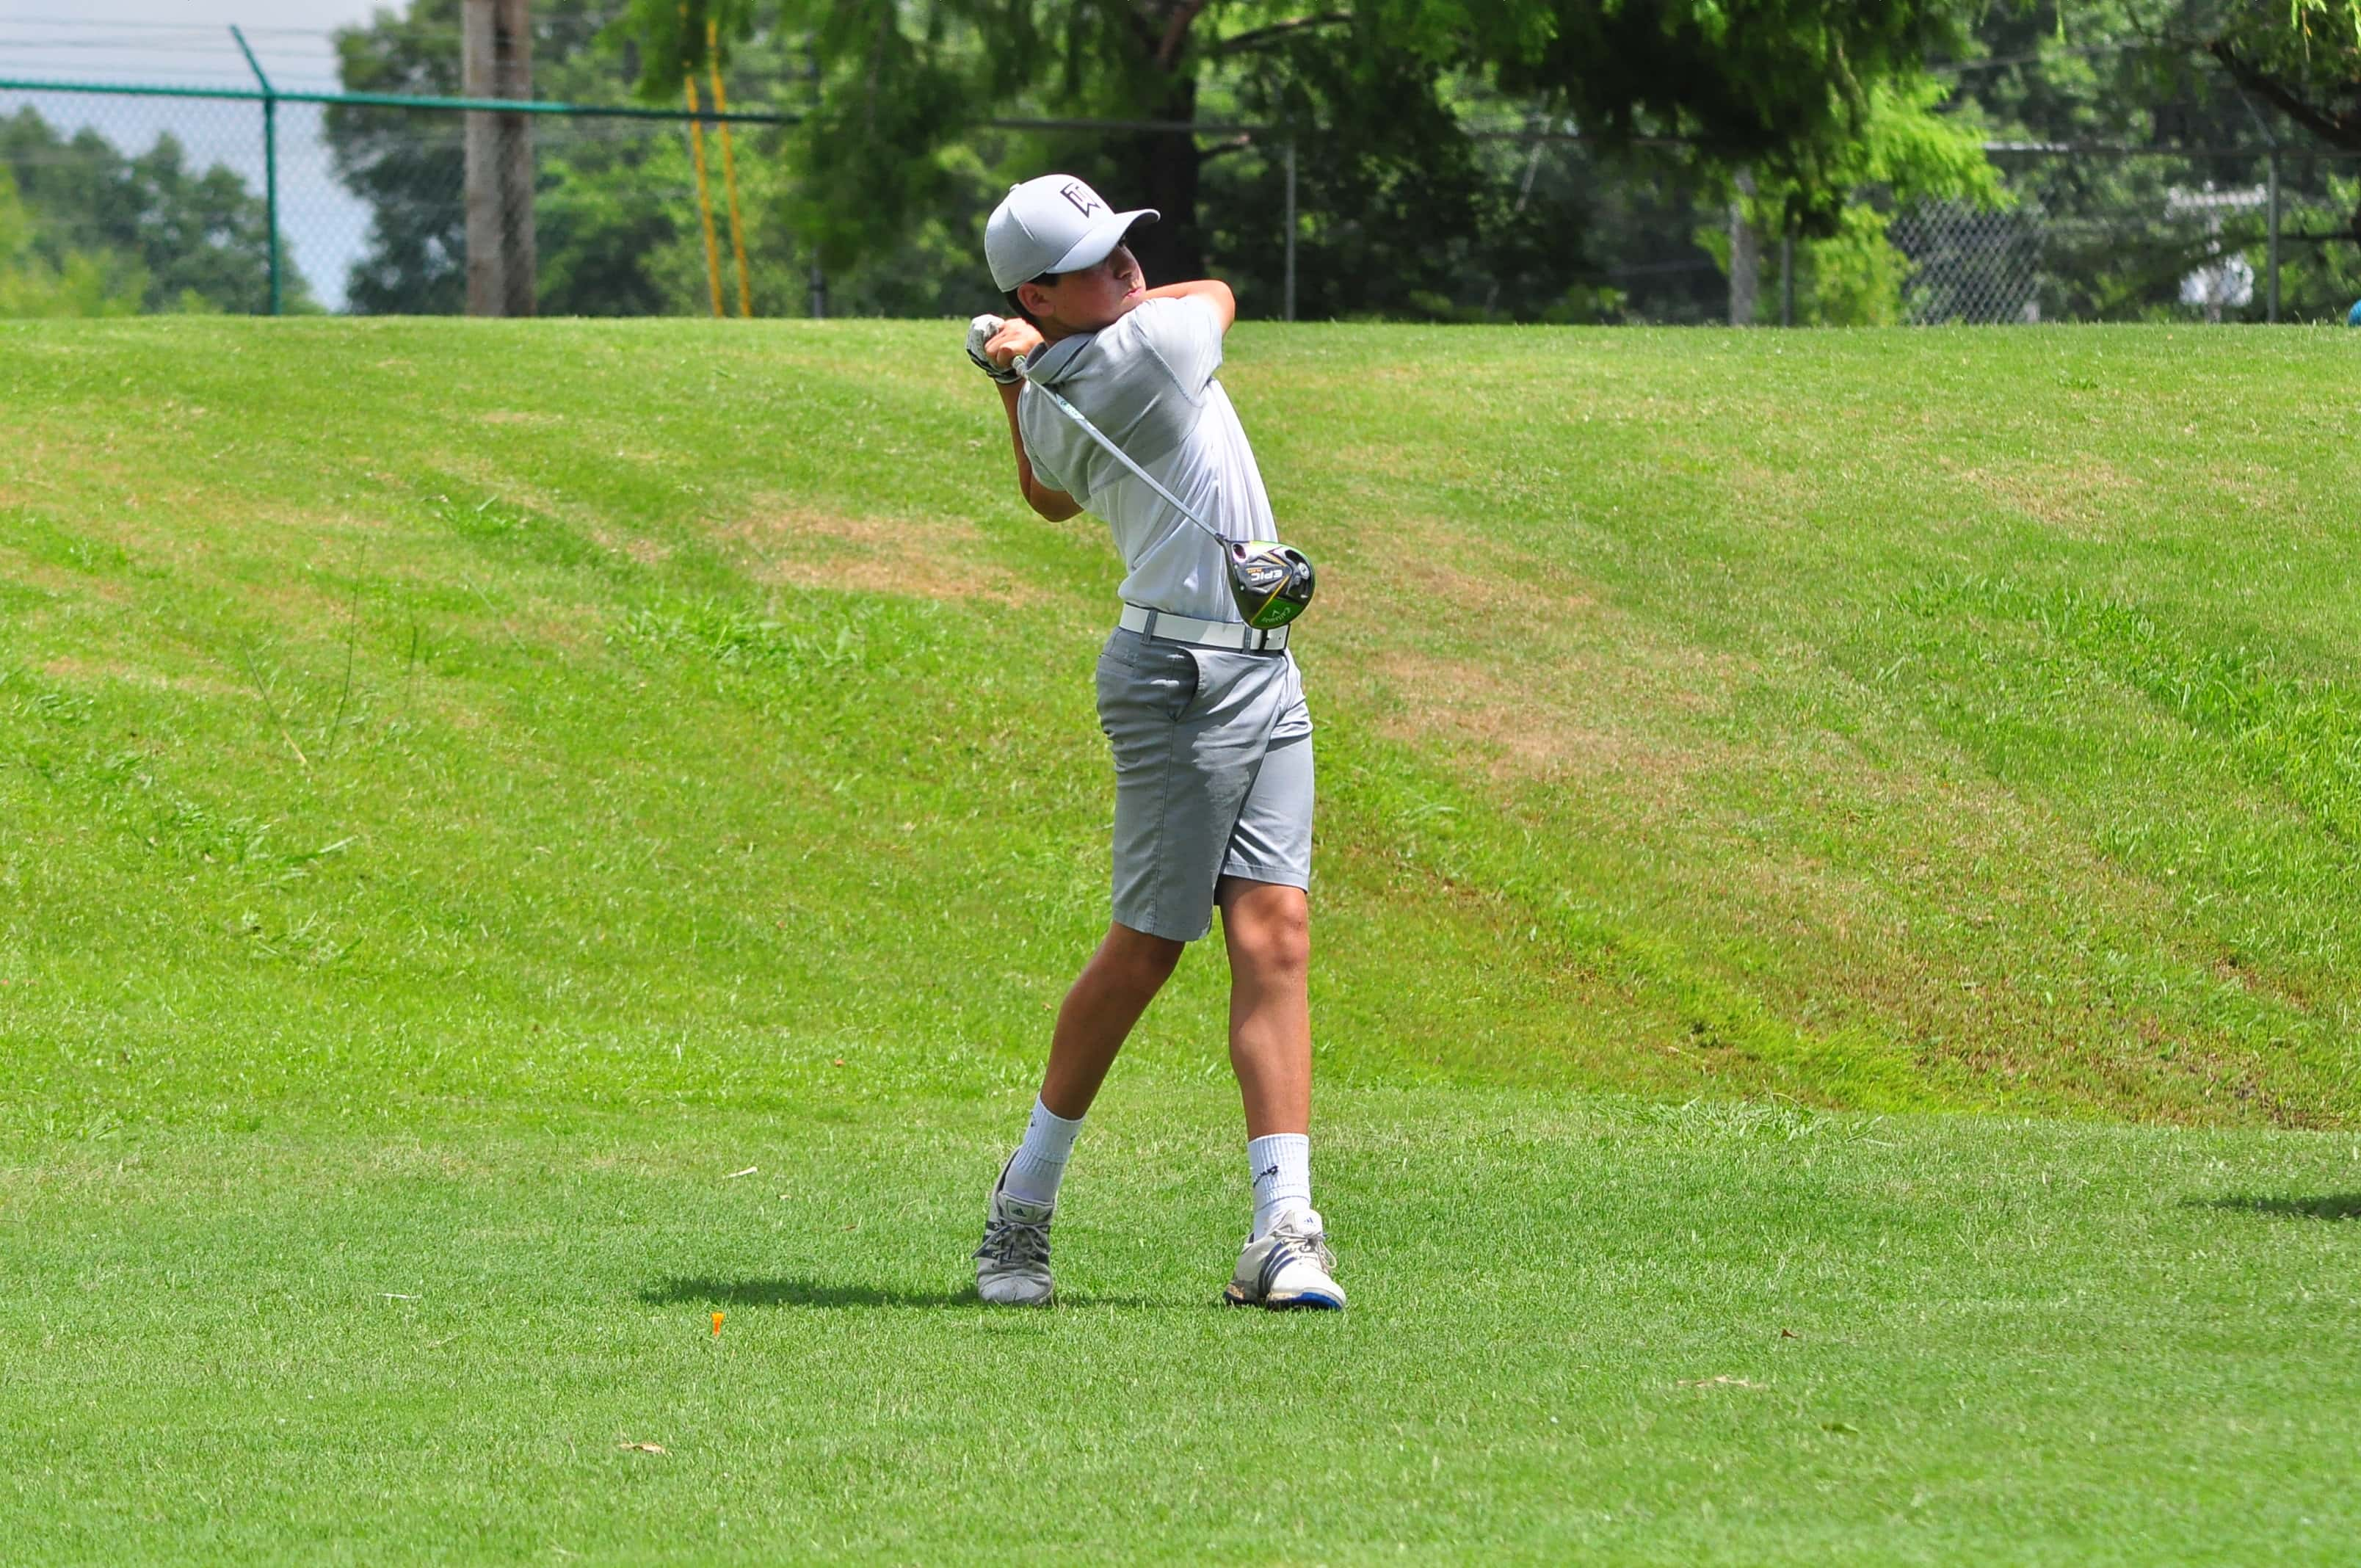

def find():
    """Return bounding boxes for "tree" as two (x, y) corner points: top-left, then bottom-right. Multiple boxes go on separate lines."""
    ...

(2205, 0), (2361, 240)
(332, 0), (662, 313)
(333, 0), (899, 316)
(627, 0), (1979, 291)
(0, 167), (145, 317)
(1698, 74), (2001, 324)
(1923, 1), (2360, 320)
(0, 107), (308, 315)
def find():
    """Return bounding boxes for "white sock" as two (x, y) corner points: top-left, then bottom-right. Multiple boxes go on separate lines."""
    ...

(1002, 1098), (1084, 1207)
(1247, 1133), (1312, 1237)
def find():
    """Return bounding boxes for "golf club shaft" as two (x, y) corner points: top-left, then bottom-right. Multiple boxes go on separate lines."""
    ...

(1015, 358), (1234, 550)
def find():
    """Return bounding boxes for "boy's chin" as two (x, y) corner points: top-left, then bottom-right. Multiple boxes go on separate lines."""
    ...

(1052, 296), (1141, 335)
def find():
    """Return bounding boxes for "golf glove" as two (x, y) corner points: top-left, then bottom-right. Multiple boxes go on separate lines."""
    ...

(967, 313), (1022, 385)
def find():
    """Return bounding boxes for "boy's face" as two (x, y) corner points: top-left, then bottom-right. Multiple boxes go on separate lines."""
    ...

(1018, 244), (1146, 335)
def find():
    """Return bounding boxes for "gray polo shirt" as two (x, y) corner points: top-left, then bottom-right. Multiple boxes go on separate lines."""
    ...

(1018, 297), (1277, 623)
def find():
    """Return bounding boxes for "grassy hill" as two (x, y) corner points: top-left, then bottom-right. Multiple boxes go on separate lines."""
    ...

(5, 319), (2361, 1561)
(6, 318), (2361, 1126)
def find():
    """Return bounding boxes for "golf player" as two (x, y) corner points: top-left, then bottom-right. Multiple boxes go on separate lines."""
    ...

(962, 173), (1342, 1310)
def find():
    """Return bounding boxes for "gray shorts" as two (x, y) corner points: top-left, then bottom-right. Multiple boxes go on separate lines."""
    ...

(1095, 625), (1314, 943)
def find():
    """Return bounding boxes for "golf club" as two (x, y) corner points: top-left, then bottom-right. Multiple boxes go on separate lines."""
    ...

(1016, 355), (1316, 631)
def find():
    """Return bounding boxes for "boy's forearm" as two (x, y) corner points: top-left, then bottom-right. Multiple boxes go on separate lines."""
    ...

(998, 380), (1080, 521)
(1142, 277), (1236, 333)
(998, 380), (1035, 492)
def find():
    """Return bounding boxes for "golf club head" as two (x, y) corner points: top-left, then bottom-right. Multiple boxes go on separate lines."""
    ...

(1228, 541), (1316, 630)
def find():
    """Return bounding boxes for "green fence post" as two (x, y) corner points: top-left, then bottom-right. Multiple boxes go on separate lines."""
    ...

(230, 26), (280, 316)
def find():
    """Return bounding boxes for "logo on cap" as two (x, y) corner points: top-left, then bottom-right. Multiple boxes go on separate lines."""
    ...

(1059, 181), (1106, 218)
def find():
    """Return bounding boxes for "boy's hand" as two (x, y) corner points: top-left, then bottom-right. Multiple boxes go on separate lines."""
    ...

(987, 316), (1044, 374)
(966, 314), (1023, 385)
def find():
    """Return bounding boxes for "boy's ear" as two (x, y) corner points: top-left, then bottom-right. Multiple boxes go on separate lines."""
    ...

(1016, 280), (1052, 321)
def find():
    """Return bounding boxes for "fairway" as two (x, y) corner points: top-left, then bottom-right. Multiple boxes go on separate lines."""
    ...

(5, 318), (2361, 1561)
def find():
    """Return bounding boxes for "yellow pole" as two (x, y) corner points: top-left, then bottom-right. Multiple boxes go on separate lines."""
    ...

(683, 73), (725, 318)
(708, 18), (754, 318)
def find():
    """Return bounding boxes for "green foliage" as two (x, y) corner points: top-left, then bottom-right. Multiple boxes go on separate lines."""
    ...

(331, 0), (999, 317)
(2195, 0), (2361, 206)
(331, 0), (690, 314)
(327, 0), (476, 314)
(1766, 205), (1918, 324)
(1691, 75), (2001, 324)
(1941, 2), (2360, 320)
(0, 108), (306, 316)
(609, 0), (761, 99)
(2280, 170), (2361, 297)
(1211, 38), (1562, 319)
(1798, 74), (2003, 323)
(2246, 0), (2361, 62)
(0, 169), (145, 318)
(1475, 0), (1979, 237)
(623, 0), (1979, 294)
(786, 18), (979, 272)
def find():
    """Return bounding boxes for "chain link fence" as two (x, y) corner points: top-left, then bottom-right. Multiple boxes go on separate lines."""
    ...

(1893, 145), (2361, 324)
(0, 79), (795, 317)
(4, 75), (2357, 324)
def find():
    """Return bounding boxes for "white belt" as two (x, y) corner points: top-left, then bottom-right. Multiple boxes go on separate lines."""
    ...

(1120, 603), (1289, 652)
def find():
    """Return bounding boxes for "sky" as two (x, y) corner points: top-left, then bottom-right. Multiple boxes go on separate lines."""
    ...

(1, 1), (390, 94)
(2, 1), (432, 308)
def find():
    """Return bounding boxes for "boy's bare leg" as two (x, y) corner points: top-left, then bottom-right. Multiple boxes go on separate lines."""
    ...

(1038, 921), (1184, 1119)
(1215, 876), (1341, 1307)
(1217, 878), (1312, 1138)
(978, 922), (1180, 1306)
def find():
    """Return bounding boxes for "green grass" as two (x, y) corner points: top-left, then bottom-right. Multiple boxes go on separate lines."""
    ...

(4, 317), (2361, 1561)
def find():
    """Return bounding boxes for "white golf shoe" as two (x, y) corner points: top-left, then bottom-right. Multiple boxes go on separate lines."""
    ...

(973, 1162), (1056, 1307)
(1223, 1206), (1346, 1311)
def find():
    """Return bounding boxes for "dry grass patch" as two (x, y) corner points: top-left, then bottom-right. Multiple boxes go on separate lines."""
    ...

(1947, 455), (2150, 541)
(1317, 513), (1739, 802)
(39, 655), (246, 701)
(722, 501), (1040, 605)
(432, 458), (580, 528)
(1366, 647), (1713, 802)
(0, 550), (127, 605)
(581, 526), (670, 567)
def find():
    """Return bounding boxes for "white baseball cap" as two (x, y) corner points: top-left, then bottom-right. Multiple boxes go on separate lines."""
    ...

(985, 174), (1158, 292)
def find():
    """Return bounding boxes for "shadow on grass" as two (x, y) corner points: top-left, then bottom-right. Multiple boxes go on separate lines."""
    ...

(2201, 1194), (2361, 1220)
(638, 1276), (1156, 1310)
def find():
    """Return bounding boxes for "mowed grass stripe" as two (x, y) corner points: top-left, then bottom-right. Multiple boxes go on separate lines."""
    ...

(7, 1092), (2361, 1561)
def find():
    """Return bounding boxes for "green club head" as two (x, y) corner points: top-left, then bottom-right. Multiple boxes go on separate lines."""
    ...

(1228, 541), (1316, 630)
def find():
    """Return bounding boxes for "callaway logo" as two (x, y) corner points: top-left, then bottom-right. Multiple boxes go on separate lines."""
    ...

(1059, 182), (1106, 218)
(1258, 1164), (1280, 1181)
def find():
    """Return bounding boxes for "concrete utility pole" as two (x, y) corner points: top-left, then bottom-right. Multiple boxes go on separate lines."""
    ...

(1727, 167), (1760, 327)
(463, 0), (535, 316)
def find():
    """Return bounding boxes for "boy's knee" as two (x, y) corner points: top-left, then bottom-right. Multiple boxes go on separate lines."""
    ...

(1227, 896), (1309, 982)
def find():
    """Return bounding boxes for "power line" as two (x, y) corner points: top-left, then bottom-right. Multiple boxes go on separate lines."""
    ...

(0, 37), (261, 50)
(0, 15), (450, 35)
(0, 14), (337, 31)
(2, 66), (275, 84)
